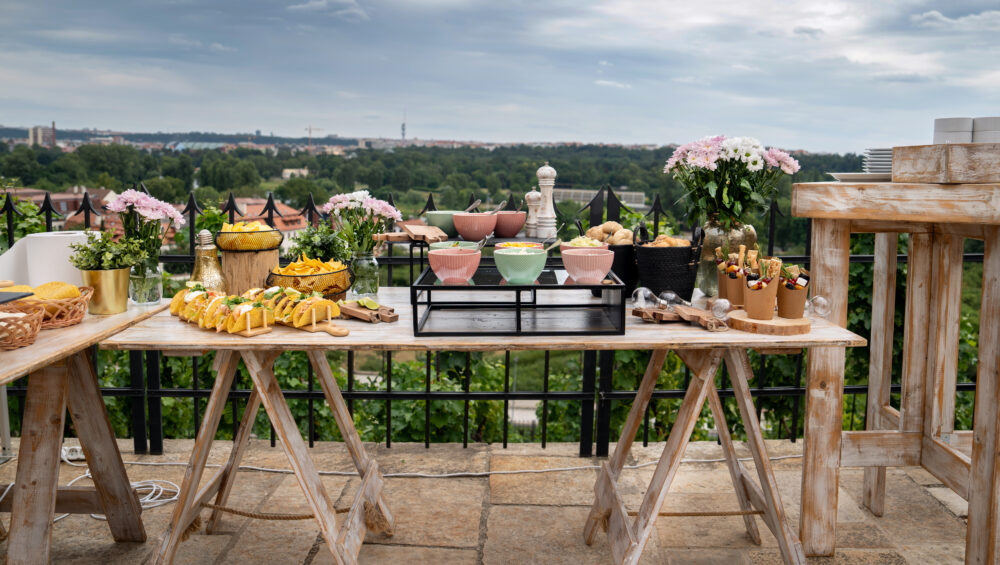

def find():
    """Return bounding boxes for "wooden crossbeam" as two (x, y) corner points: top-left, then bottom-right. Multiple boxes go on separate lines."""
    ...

(841, 431), (922, 467)
(922, 436), (971, 500)
(0, 485), (140, 515)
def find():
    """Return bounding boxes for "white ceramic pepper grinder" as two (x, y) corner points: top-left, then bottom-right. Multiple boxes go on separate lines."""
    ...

(535, 161), (558, 240)
(524, 186), (542, 238)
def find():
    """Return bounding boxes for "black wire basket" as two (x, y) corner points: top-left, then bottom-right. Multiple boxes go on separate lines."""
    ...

(634, 227), (704, 301)
(215, 229), (283, 252)
(264, 266), (354, 300)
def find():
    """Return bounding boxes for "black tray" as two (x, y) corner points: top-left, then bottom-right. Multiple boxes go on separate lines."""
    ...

(0, 292), (33, 305)
(410, 266), (625, 337)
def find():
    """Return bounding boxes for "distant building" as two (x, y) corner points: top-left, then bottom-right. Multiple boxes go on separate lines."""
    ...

(28, 122), (56, 147)
(281, 168), (309, 179)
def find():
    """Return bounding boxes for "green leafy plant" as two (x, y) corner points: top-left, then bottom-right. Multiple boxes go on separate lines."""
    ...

(69, 231), (147, 270)
(288, 222), (350, 262)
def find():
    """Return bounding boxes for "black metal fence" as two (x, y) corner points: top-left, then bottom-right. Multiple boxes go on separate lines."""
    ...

(0, 186), (984, 457)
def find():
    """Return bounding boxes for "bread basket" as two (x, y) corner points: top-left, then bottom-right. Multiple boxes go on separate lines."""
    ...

(0, 302), (46, 349)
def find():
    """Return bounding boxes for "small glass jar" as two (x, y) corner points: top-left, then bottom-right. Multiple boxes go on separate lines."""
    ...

(129, 262), (163, 305)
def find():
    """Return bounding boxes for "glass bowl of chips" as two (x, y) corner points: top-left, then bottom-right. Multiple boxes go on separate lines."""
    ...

(265, 255), (353, 299)
(215, 221), (284, 251)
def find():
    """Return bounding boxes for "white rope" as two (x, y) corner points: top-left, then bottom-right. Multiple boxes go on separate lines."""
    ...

(0, 450), (803, 526)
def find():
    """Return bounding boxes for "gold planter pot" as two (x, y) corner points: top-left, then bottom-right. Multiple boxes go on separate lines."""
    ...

(81, 267), (130, 315)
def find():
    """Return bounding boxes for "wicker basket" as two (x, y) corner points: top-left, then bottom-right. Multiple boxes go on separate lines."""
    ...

(633, 228), (704, 302)
(265, 267), (353, 300)
(22, 286), (95, 329)
(0, 302), (46, 350)
(215, 230), (283, 252)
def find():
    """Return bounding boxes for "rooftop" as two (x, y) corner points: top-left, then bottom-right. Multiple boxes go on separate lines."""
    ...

(7, 438), (967, 564)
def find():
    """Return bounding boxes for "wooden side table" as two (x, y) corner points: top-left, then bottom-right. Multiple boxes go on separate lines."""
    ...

(793, 181), (1000, 562)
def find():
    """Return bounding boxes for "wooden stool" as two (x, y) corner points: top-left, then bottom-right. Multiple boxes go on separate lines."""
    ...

(583, 347), (805, 565)
(153, 350), (394, 565)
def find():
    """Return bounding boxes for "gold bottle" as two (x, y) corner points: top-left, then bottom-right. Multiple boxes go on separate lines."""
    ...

(190, 230), (227, 293)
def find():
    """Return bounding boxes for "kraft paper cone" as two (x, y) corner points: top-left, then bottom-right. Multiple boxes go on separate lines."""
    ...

(717, 270), (728, 300)
(778, 284), (808, 319)
(744, 281), (779, 320)
(725, 273), (744, 307)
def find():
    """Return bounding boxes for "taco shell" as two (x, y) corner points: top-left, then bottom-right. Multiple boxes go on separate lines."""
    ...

(169, 289), (189, 315)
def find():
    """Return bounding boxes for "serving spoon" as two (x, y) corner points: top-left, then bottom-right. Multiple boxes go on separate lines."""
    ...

(462, 199), (482, 213)
(487, 200), (508, 215)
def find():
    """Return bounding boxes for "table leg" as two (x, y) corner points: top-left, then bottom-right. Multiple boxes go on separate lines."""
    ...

(967, 226), (1000, 564)
(308, 350), (394, 536)
(705, 380), (761, 544)
(584, 349), (668, 545)
(65, 350), (146, 542)
(625, 349), (723, 564)
(924, 233), (963, 441)
(153, 350), (241, 565)
(241, 351), (346, 564)
(725, 349), (805, 564)
(205, 388), (261, 534)
(7, 364), (69, 565)
(862, 232), (898, 516)
(801, 218), (849, 557)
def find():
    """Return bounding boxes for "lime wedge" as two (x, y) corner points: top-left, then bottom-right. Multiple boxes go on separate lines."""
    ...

(358, 297), (379, 310)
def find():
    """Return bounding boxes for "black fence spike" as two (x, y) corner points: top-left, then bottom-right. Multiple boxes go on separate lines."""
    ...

(645, 194), (667, 237)
(70, 191), (101, 229)
(0, 193), (21, 217)
(181, 192), (202, 216)
(504, 194), (517, 211)
(139, 182), (151, 195)
(466, 193), (479, 212)
(418, 193), (437, 215)
(578, 186), (606, 228)
(299, 192), (323, 225)
(221, 192), (243, 223)
(262, 192), (283, 228)
(38, 192), (63, 232)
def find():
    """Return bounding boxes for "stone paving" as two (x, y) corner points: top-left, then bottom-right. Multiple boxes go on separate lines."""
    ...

(0, 439), (968, 564)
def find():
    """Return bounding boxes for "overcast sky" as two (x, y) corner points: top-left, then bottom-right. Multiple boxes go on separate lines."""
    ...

(1, 0), (997, 152)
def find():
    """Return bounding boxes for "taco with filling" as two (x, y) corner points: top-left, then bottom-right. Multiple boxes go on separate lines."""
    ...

(225, 301), (276, 334)
(290, 296), (340, 328)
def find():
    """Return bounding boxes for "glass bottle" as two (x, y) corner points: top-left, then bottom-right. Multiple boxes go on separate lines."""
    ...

(190, 230), (227, 293)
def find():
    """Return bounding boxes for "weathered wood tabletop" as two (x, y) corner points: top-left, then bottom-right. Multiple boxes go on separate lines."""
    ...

(101, 287), (864, 352)
(0, 301), (168, 386)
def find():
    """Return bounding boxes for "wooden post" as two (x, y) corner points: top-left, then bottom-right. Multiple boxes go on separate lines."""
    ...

(221, 249), (279, 296)
(924, 233), (964, 441)
(7, 365), (69, 565)
(966, 226), (1000, 564)
(862, 232), (898, 516)
(800, 218), (850, 557)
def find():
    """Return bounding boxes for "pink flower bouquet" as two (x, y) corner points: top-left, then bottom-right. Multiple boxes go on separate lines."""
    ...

(664, 136), (800, 229)
(320, 190), (401, 257)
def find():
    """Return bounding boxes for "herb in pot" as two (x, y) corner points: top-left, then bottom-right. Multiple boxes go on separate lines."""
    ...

(69, 231), (148, 271)
(288, 222), (351, 263)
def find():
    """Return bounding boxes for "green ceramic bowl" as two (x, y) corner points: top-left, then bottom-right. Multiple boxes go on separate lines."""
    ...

(424, 211), (460, 238)
(494, 248), (547, 285)
(429, 240), (479, 250)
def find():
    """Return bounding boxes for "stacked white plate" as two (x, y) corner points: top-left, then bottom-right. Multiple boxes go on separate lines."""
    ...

(863, 148), (892, 174)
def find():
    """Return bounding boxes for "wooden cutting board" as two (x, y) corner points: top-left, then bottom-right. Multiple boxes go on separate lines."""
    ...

(400, 224), (448, 243)
(727, 310), (810, 335)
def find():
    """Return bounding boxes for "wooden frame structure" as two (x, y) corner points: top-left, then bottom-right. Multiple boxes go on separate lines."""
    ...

(0, 304), (166, 565)
(104, 288), (863, 565)
(793, 181), (1000, 562)
(152, 350), (394, 565)
(583, 347), (806, 565)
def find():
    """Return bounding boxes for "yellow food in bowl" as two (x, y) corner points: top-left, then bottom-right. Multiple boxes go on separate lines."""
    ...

(222, 221), (269, 232)
(33, 281), (81, 300)
(274, 254), (347, 276)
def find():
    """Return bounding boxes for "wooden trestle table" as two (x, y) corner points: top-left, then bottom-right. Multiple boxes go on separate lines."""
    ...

(102, 287), (863, 565)
(793, 181), (1000, 563)
(0, 302), (167, 565)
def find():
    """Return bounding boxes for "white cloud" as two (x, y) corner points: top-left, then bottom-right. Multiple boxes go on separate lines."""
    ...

(168, 34), (203, 49)
(287, 0), (369, 20)
(594, 79), (631, 89)
(912, 10), (1000, 32)
(598, 60), (612, 66)
(209, 42), (237, 53)
(34, 29), (121, 43)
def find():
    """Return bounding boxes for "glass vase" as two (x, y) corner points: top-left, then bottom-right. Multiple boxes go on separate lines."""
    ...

(698, 219), (757, 296)
(129, 262), (163, 305)
(349, 255), (379, 299)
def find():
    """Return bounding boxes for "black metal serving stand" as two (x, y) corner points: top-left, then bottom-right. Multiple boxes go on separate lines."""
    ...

(410, 264), (626, 337)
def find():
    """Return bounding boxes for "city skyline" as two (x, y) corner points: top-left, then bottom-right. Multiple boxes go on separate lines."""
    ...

(1, 1), (997, 152)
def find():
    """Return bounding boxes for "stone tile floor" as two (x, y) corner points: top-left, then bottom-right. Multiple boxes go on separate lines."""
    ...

(0, 439), (967, 564)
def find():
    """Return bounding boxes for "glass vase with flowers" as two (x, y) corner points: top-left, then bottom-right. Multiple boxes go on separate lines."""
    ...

(320, 190), (402, 298)
(106, 187), (186, 305)
(664, 136), (800, 295)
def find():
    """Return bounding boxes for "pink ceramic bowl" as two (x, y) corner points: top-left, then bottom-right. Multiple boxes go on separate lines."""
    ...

(561, 248), (614, 284)
(428, 248), (481, 284)
(559, 241), (609, 254)
(493, 211), (526, 238)
(453, 213), (498, 241)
